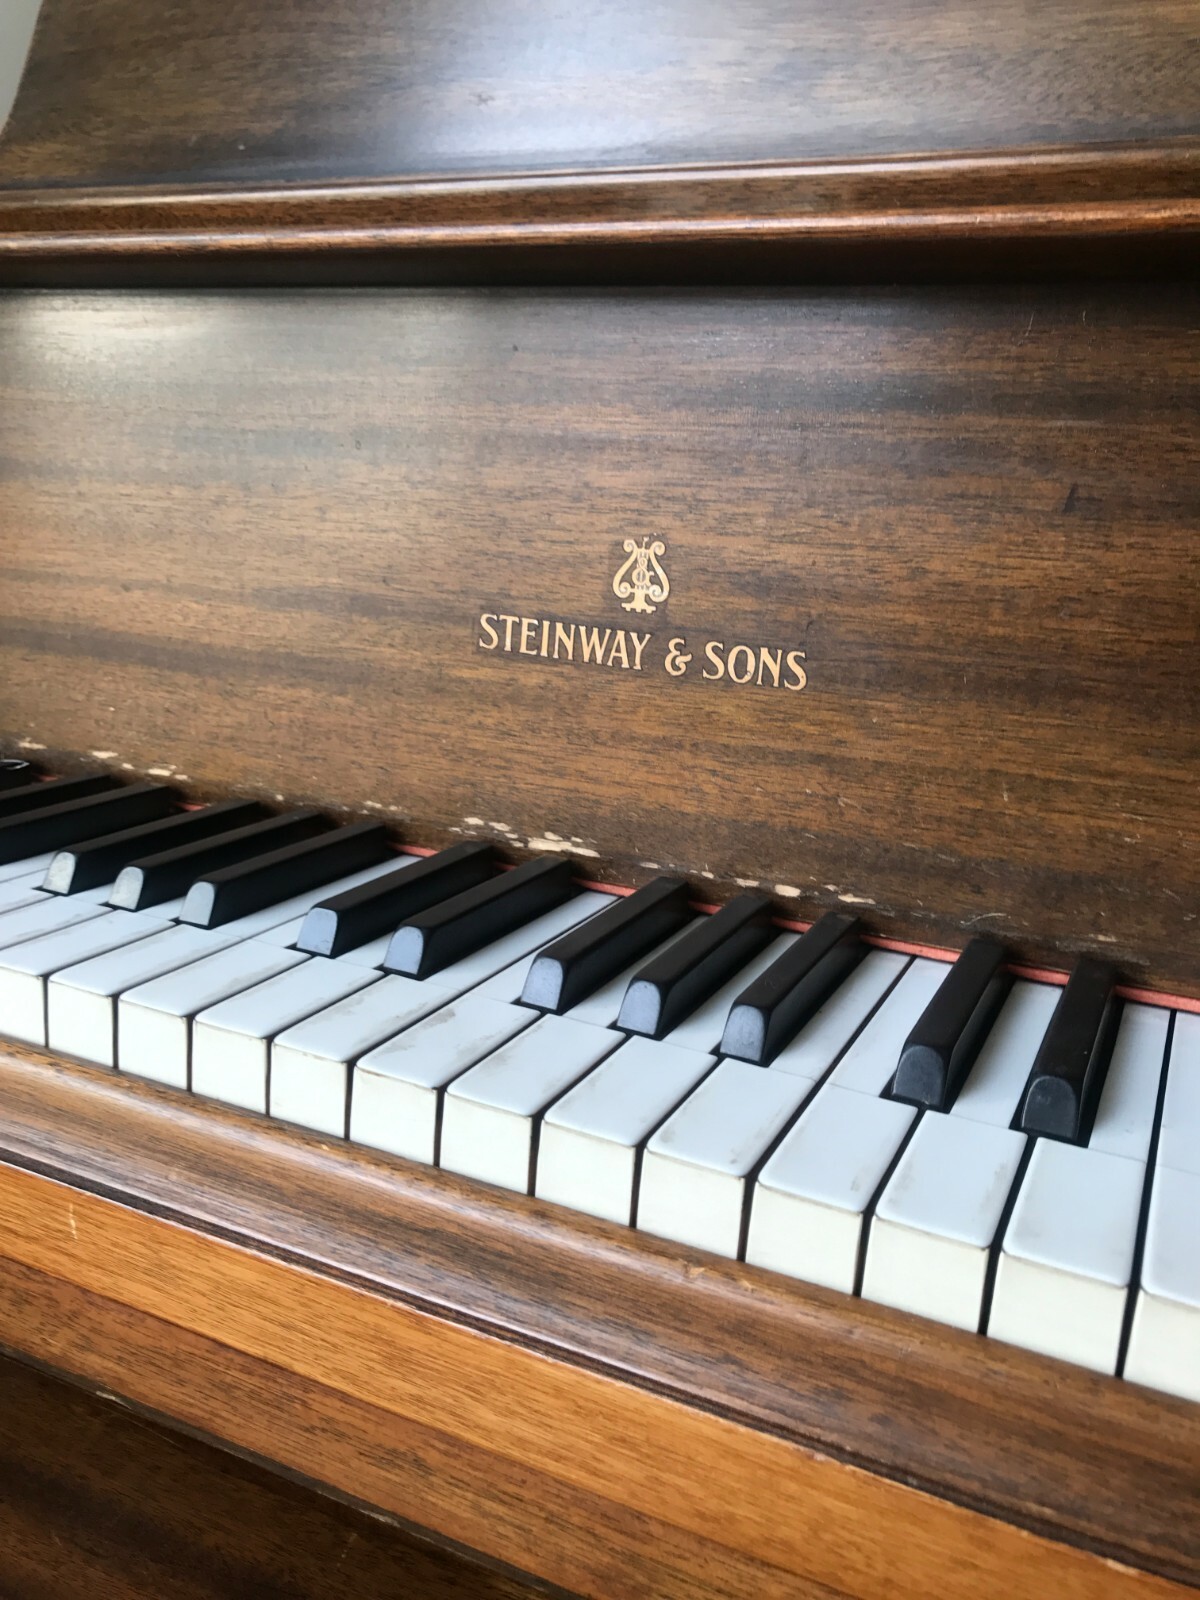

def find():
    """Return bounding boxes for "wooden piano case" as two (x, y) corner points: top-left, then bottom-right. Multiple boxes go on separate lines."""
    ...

(0, 2), (1197, 1595)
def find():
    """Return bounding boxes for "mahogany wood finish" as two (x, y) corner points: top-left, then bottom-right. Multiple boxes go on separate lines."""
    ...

(0, 1), (1197, 283)
(0, 1042), (1195, 1600)
(0, 145), (1197, 288)
(0, 5), (1196, 1592)
(0, 1355), (555, 1600)
(5, 0), (1198, 186)
(1, 284), (1196, 993)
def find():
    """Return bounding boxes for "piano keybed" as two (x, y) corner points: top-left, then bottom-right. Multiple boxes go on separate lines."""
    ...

(0, 768), (1194, 1407)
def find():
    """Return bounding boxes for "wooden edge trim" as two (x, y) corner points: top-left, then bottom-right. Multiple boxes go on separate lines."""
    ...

(0, 1042), (1195, 1591)
(1, 141), (1198, 258)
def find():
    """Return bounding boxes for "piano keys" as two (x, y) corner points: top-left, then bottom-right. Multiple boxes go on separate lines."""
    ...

(0, 771), (1193, 1408)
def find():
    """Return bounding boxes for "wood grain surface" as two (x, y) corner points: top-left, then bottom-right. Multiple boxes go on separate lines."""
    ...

(0, 1042), (1195, 1600)
(0, 1353), (560, 1600)
(1, 144), (1198, 288)
(3, 0), (1199, 188)
(1, 283), (1196, 992)
(1, 1), (1197, 283)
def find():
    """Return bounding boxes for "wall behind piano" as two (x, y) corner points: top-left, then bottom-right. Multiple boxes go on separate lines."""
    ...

(0, 0), (40, 138)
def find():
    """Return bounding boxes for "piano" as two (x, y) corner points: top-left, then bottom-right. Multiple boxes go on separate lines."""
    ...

(0, 1), (1197, 1595)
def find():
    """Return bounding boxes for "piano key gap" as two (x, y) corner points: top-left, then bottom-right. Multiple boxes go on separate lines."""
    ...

(1115, 1009), (1174, 1379)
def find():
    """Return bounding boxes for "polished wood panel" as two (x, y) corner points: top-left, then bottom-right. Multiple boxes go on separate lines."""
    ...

(2, 1), (1197, 284)
(1, 145), (1197, 288)
(0, 1042), (1195, 1599)
(0, 1354), (556, 1600)
(1, 284), (1197, 992)
(4, 0), (1199, 190)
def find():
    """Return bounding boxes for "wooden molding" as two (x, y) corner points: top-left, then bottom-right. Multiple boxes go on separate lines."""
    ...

(1, 143), (1197, 283)
(0, 1042), (1194, 1598)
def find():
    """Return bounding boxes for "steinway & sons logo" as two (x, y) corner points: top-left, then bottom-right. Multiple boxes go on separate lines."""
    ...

(476, 538), (807, 693)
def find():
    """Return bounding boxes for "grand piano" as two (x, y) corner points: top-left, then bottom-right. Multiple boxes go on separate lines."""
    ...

(0, 2), (1197, 1595)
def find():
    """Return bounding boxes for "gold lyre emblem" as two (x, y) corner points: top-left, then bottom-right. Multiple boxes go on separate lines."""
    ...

(612, 538), (670, 615)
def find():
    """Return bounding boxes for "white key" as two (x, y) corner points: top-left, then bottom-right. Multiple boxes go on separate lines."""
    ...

(1124, 1165), (1200, 1402)
(563, 917), (704, 1027)
(270, 976), (452, 1137)
(862, 1114), (1026, 1330)
(0, 910), (171, 1045)
(440, 1014), (618, 1194)
(352, 994), (536, 1164)
(230, 857), (418, 947)
(339, 889), (613, 979)
(537, 1037), (716, 1225)
(746, 1085), (915, 1292)
(0, 871), (49, 911)
(180, 852), (401, 928)
(47, 922), (237, 1066)
(416, 891), (612, 998)
(826, 958), (949, 1095)
(1158, 1011), (1200, 1177)
(0, 885), (114, 949)
(639, 1061), (813, 1258)
(769, 950), (909, 1079)
(949, 980), (1059, 1126)
(293, 852), (422, 954)
(335, 931), (394, 969)
(119, 939), (309, 1088)
(1088, 1002), (1169, 1162)
(191, 959), (378, 1114)
(664, 933), (798, 1054)
(0, 852), (54, 884)
(473, 952), (541, 1005)
(989, 1141), (1145, 1373)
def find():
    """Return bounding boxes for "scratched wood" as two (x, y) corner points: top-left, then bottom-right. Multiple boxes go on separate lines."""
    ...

(0, 283), (1197, 992)
(0, 1044), (1194, 1600)
(0, 1353), (558, 1600)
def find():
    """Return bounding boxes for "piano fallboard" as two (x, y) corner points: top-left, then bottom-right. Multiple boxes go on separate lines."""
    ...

(1, 282), (1197, 996)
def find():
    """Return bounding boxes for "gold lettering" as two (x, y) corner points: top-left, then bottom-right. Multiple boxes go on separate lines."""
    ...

(499, 614), (519, 651)
(579, 625), (612, 664)
(756, 647), (782, 688)
(519, 617), (539, 655)
(540, 619), (551, 657)
(630, 632), (651, 671)
(665, 638), (691, 676)
(702, 640), (726, 680)
(478, 613), (499, 650)
(607, 631), (630, 669)
(727, 644), (755, 684)
(553, 622), (576, 661)
(784, 649), (808, 691)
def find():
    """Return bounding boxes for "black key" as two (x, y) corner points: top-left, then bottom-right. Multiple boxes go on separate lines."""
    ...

(891, 936), (1011, 1110)
(181, 819), (391, 928)
(297, 841), (498, 957)
(616, 892), (775, 1040)
(384, 856), (577, 980)
(109, 808), (330, 910)
(0, 758), (38, 791)
(0, 772), (120, 822)
(521, 875), (693, 1012)
(43, 798), (269, 894)
(0, 783), (175, 866)
(719, 911), (865, 1065)
(1017, 958), (1120, 1144)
